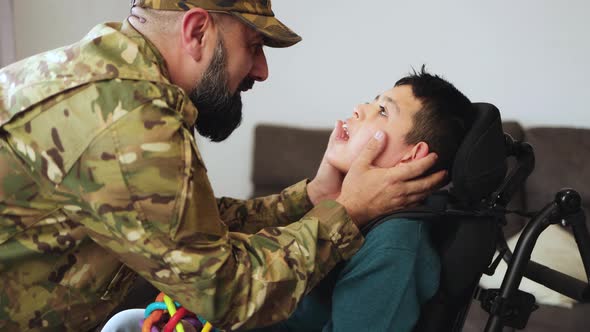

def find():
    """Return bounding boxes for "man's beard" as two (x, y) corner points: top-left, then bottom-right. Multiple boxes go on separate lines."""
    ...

(190, 38), (253, 142)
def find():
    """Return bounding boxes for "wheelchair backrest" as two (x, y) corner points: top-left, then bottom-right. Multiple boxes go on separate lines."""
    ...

(413, 102), (508, 331)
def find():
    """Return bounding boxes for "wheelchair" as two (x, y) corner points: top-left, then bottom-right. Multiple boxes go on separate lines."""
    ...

(361, 102), (590, 331)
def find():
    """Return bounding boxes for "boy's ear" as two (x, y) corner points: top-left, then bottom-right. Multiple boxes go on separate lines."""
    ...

(401, 142), (430, 162)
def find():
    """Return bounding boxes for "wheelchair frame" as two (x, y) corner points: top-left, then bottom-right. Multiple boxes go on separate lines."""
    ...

(471, 134), (590, 331)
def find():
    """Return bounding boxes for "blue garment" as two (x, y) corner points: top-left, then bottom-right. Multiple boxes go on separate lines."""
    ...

(252, 218), (440, 332)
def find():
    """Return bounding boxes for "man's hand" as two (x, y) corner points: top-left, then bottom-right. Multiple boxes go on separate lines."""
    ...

(336, 131), (446, 228)
(307, 121), (346, 205)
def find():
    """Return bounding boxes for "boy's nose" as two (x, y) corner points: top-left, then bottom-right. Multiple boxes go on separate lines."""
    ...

(353, 105), (363, 120)
(353, 104), (372, 120)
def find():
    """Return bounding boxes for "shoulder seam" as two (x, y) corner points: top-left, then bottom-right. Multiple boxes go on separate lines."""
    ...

(62, 80), (183, 181)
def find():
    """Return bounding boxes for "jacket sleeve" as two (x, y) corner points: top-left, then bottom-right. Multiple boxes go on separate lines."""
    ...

(72, 100), (364, 331)
(216, 181), (314, 234)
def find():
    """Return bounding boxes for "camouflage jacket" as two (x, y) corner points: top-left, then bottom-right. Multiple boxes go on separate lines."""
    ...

(0, 21), (363, 331)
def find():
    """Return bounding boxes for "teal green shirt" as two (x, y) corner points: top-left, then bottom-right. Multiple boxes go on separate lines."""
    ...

(252, 218), (440, 332)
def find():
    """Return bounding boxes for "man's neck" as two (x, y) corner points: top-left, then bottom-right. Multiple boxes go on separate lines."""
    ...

(127, 15), (187, 90)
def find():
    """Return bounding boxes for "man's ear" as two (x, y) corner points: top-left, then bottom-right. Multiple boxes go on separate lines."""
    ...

(180, 8), (214, 61)
(401, 142), (430, 162)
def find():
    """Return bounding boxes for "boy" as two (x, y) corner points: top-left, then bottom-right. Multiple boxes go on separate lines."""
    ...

(254, 67), (473, 331)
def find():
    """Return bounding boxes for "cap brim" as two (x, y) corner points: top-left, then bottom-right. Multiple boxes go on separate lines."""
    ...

(230, 12), (302, 48)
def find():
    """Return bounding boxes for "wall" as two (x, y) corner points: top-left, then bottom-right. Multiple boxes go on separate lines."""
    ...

(11, 0), (590, 199)
(0, 0), (16, 66)
(13, 0), (128, 59)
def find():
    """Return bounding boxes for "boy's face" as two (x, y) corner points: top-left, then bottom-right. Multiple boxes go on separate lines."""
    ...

(326, 85), (423, 173)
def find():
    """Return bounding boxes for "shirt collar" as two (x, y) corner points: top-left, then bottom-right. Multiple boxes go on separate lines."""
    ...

(119, 19), (199, 127)
(120, 18), (173, 83)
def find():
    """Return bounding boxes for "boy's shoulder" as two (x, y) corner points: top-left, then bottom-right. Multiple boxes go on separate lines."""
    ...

(363, 217), (430, 253)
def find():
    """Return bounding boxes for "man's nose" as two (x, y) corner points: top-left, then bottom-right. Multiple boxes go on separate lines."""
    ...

(249, 48), (269, 82)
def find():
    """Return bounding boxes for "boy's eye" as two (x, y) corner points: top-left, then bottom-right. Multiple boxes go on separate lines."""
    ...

(378, 105), (388, 117)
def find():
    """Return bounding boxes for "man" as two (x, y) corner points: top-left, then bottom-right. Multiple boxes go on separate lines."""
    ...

(253, 68), (473, 331)
(0, 1), (445, 331)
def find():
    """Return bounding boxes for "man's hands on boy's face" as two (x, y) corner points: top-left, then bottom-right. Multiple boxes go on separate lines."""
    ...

(336, 131), (447, 228)
(308, 123), (346, 205)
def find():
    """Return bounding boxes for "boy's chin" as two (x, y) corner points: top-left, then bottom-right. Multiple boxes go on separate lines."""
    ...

(325, 155), (350, 174)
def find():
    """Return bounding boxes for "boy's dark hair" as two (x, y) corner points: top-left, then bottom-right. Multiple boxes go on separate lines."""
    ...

(395, 65), (473, 173)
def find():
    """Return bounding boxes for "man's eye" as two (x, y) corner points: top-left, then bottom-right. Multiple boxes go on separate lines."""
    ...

(378, 105), (388, 117)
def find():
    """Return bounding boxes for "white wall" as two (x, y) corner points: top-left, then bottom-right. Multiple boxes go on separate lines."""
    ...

(11, 0), (590, 199)
(0, 0), (16, 66)
(13, 0), (128, 59)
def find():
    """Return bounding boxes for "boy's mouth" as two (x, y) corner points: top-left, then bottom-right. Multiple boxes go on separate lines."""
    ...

(336, 120), (350, 141)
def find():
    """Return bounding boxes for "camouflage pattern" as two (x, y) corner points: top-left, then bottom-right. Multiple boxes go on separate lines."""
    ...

(0, 20), (362, 331)
(132, 0), (302, 48)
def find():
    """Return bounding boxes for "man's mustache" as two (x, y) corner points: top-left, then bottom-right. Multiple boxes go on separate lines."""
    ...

(238, 78), (255, 92)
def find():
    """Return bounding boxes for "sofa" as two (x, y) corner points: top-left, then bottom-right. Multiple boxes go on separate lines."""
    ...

(252, 121), (590, 331)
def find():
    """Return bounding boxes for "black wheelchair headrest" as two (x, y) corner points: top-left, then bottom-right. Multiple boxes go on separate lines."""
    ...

(451, 103), (507, 206)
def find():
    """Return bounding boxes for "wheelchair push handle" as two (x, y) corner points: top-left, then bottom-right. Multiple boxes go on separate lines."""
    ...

(510, 189), (590, 299)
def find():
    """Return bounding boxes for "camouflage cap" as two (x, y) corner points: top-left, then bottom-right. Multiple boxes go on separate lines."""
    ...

(131, 0), (302, 48)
